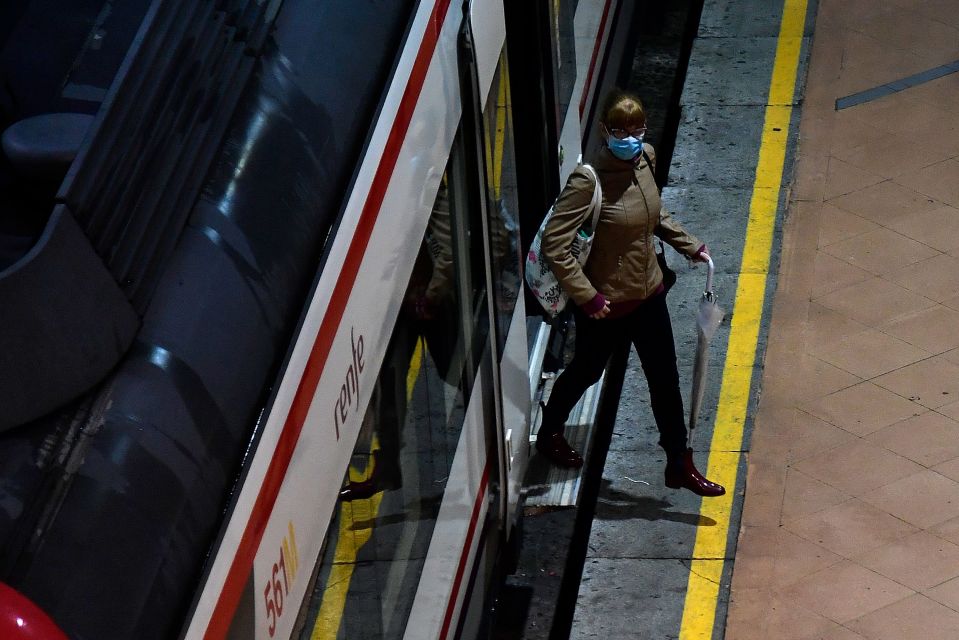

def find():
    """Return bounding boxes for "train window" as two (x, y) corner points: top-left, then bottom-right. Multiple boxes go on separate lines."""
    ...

(553, 0), (579, 125)
(447, 129), (491, 385)
(298, 134), (487, 639)
(482, 51), (522, 357)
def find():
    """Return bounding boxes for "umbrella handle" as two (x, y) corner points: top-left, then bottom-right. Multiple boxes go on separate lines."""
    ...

(705, 254), (715, 295)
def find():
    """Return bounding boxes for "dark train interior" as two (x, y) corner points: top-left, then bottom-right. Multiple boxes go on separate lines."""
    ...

(0, 1), (421, 637)
(0, 0), (152, 269)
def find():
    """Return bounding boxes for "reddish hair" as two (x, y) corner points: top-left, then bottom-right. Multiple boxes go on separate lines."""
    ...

(600, 90), (646, 130)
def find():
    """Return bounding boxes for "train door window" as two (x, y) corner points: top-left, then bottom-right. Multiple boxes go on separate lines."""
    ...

(481, 51), (522, 357)
(447, 129), (491, 383)
(297, 131), (490, 639)
(552, 0), (579, 124)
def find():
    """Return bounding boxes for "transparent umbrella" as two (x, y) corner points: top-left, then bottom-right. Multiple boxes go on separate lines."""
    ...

(689, 255), (725, 431)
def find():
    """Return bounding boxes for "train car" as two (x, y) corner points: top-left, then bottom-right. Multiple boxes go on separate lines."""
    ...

(0, 0), (620, 638)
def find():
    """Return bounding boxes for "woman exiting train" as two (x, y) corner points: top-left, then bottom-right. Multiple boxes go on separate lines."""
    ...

(536, 89), (724, 497)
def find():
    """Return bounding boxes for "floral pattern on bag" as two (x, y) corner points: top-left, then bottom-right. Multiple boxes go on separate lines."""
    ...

(524, 165), (602, 318)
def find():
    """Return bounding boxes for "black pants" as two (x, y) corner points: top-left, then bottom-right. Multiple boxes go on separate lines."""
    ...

(541, 292), (688, 457)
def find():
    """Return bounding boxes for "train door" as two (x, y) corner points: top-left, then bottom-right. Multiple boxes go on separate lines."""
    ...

(502, 0), (578, 382)
(474, 46), (527, 546)
(292, 8), (530, 637)
(288, 120), (503, 638)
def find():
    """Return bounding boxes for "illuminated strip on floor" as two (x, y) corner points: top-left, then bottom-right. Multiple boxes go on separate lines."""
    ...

(835, 58), (959, 110)
(678, 0), (808, 638)
(311, 339), (425, 639)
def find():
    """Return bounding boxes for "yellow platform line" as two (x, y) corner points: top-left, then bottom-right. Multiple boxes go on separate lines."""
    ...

(679, 0), (808, 638)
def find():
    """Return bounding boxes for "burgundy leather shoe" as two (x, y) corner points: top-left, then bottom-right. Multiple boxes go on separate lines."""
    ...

(664, 448), (725, 497)
(338, 453), (401, 501)
(535, 432), (584, 469)
(338, 477), (380, 502)
(339, 473), (403, 501)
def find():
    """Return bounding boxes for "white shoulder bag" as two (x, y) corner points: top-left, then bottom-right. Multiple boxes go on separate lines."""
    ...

(524, 164), (602, 318)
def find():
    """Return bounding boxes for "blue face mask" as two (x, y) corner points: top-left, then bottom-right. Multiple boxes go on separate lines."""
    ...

(606, 134), (644, 161)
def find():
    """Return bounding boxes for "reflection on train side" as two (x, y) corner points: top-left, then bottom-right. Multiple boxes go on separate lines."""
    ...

(484, 53), (522, 358)
(301, 145), (484, 638)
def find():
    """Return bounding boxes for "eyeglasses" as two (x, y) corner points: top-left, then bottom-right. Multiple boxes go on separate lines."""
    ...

(607, 126), (647, 140)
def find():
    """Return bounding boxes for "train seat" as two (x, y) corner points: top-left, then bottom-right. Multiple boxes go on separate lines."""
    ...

(0, 206), (139, 431)
(1, 112), (94, 182)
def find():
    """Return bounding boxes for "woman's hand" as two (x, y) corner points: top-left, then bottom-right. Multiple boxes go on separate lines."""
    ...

(589, 300), (611, 319)
(694, 244), (711, 263)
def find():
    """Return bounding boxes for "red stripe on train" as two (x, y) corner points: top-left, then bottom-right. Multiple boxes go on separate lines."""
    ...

(440, 462), (491, 639)
(579, 0), (614, 120)
(204, 1), (455, 636)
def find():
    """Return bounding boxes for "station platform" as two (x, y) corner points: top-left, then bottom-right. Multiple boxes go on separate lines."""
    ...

(507, 0), (959, 638)
(726, 0), (959, 637)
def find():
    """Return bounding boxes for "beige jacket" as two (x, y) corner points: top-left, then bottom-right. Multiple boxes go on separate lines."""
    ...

(542, 145), (702, 307)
